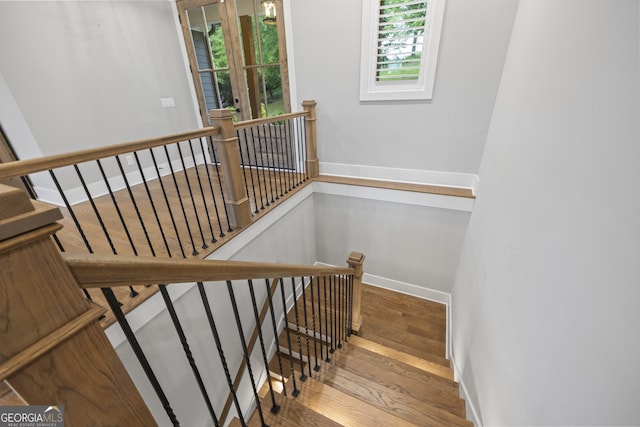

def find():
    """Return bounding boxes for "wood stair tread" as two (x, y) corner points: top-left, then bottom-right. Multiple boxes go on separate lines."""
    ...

(329, 342), (466, 416)
(284, 375), (420, 427)
(357, 332), (451, 368)
(247, 393), (344, 427)
(314, 360), (472, 427)
(348, 334), (454, 381)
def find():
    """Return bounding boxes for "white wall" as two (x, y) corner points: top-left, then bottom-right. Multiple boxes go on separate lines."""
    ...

(289, 0), (519, 175)
(451, 1), (640, 425)
(0, 1), (198, 157)
(314, 192), (470, 294)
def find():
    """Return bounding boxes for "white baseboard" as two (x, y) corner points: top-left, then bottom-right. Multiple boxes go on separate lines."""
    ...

(450, 354), (483, 427)
(314, 262), (451, 359)
(319, 162), (479, 195)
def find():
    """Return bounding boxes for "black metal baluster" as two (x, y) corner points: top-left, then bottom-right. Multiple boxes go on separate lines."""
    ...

(289, 119), (300, 189)
(248, 280), (280, 414)
(46, 175), (95, 302)
(289, 277), (307, 381)
(133, 151), (175, 257)
(249, 127), (267, 209)
(197, 282), (246, 425)
(336, 275), (341, 349)
(235, 130), (254, 216)
(315, 276), (325, 363)
(265, 279), (287, 397)
(348, 275), (354, 337)
(207, 136), (233, 232)
(342, 275), (348, 343)
(162, 146), (199, 255)
(294, 117), (304, 186)
(120, 156), (220, 425)
(72, 164), (114, 253)
(102, 287), (180, 426)
(281, 118), (293, 192)
(261, 124), (276, 204)
(300, 277), (313, 378)
(148, 149), (187, 257)
(73, 164), (126, 306)
(300, 117), (308, 181)
(94, 159), (138, 297)
(176, 142), (208, 250)
(267, 122), (284, 198)
(227, 281), (269, 427)
(322, 276), (331, 362)
(273, 123), (285, 198)
(331, 275), (337, 353)
(308, 277), (320, 371)
(187, 140), (217, 244)
(278, 121), (290, 194)
(337, 275), (343, 349)
(292, 117), (302, 185)
(278, 278), (300, 397)
(241, 129), (259, 214)
(198, 138), (226, 238)
(115, 155), (157, 255)
(334, 275), (340, 350)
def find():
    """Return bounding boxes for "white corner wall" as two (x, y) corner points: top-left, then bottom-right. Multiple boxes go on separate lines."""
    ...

(451, 1), (640, 425)
(0, 1), (198, 157)
(288, 0), (519, 175)
(314, 192), (470, 295)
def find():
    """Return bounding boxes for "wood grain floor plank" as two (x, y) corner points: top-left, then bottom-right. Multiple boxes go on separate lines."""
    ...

(286, 376), (419, 427)
(315, 361), (472, 427)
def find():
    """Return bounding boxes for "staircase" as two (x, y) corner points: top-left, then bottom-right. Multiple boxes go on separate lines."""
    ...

(231, 284), (471, 427)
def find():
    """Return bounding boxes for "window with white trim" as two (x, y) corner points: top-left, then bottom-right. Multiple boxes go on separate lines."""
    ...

(359, 0), (445, 101)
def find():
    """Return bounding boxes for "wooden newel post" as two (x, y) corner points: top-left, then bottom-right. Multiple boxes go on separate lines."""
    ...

(210, 109), (252, 229)
(0, 184), (156, 425)
(347, 251), (365, 335)
(302, 100), (319, 178)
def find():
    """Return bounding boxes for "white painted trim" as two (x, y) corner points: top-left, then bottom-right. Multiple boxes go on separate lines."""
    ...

(450, 354), (483, 427)
(106, 185), (314, 347)
(313, 181), (474, 212)
(362, 271), (451, 306)
(170, 1), (204, 128)
(319, 162), (479, 195)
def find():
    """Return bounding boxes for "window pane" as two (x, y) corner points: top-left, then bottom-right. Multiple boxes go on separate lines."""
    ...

(376, 0), (427, 81)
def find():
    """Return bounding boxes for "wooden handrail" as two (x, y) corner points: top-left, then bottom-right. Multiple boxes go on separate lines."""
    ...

(64, 253), (354, 288)
(0, 127), (220, 178)
(233, 111), (307, 131)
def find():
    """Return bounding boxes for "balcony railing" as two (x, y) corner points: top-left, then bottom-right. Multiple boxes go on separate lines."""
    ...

(0, 101), (319, 323)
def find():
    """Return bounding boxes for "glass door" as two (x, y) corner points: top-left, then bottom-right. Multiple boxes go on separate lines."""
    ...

(178, 0), (290, 124)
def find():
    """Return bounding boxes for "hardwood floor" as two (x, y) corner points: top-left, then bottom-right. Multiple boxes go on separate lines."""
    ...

(257, 284), (472, 426)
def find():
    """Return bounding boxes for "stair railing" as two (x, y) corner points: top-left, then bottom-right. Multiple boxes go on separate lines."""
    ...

(65, 253), (360, 426)
(1, 183), (364, 426)
(0, 101), (318, 314)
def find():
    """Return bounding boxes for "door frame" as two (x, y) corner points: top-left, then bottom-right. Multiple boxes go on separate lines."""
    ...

(176, 0), (291, 124)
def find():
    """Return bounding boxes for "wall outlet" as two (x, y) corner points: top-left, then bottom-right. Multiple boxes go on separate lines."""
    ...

(161, 97), (175, 108)
(126, 155), (134, 166)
